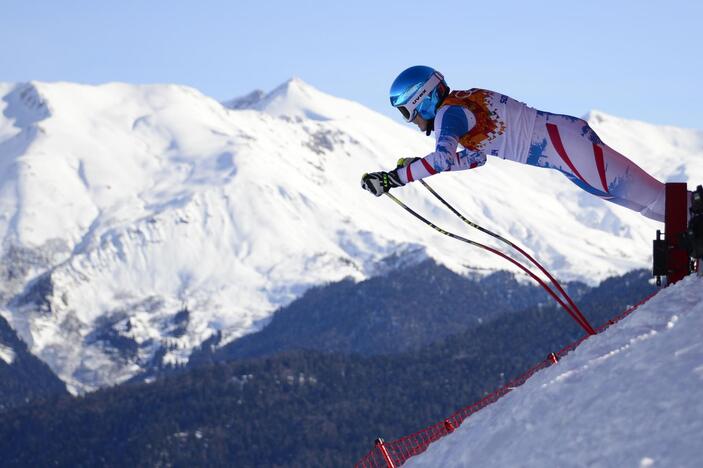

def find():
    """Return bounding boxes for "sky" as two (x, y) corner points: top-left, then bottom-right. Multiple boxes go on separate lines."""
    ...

(1, 0), (702, 129)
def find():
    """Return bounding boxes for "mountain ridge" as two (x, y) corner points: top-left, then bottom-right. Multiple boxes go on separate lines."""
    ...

(0, 78), (700, 392)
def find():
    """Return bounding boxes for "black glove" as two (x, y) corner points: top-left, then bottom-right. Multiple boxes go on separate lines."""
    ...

(361, 169), (404, 197)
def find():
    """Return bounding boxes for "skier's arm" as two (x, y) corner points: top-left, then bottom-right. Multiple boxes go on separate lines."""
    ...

(397, 106), (486, 184)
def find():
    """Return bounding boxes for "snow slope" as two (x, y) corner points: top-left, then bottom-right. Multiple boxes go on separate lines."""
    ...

(406, 275), (703, 468)
(0, 79), (701, 392)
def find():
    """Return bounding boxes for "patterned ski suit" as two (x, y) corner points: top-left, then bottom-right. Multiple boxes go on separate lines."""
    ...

(397, 89), (683, 222)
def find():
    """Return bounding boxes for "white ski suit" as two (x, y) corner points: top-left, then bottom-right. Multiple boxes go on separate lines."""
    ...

(397, 89), (690, 222)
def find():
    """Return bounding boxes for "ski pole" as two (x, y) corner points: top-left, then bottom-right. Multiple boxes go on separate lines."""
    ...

(418, 180), (591, 332)
(384, 192), (596, 336)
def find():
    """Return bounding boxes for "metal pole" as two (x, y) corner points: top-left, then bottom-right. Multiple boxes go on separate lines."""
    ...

(375, 438), (396, 468)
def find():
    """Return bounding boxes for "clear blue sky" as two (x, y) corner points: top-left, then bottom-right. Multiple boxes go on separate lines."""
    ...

(2, 0), (702, 128)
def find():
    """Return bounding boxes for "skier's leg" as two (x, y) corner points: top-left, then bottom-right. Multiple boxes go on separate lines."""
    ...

(598, 142), (668, 221)
(527, 112), (682, 222)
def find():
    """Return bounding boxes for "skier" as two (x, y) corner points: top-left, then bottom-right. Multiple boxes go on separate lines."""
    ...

(361, 66), (702, 232)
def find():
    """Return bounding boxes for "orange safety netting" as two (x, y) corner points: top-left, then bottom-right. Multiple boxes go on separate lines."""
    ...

(355, 290), (659, 468)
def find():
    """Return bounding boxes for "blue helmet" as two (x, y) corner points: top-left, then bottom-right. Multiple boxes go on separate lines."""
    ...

(389, 66), (448, 122)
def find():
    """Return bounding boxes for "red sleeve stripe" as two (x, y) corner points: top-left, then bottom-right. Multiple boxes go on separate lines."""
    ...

(546, 123), (589, 188)
(406, 164), (414, 183)
(593, 144), (610, 194)
(421, 158), (438, 175)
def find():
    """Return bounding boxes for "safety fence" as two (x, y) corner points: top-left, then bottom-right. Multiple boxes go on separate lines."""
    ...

(354, 290), (660, 468)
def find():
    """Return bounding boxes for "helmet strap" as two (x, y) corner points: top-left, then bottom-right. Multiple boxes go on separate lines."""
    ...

(425, 118), (434, 136)
(424, 83), (447, 135)
(438, 82), (450, 105)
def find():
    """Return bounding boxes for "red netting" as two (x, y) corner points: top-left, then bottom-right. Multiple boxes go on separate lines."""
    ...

(354, 291), (659, 468)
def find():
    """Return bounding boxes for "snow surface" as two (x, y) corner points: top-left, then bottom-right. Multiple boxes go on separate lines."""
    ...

(0, 78), (701, 393)
(0, 342), (16, 365)
(405, 275), (703, 468)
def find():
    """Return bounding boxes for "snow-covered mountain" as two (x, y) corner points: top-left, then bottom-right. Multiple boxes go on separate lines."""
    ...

(405, 274), (703, 468)
(0, 78), (700, 393)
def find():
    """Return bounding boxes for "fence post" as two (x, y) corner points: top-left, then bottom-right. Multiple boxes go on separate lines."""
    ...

(664, 182), (690, 284)
(375, 438), (396, 468)
(548, 352), (559, 364)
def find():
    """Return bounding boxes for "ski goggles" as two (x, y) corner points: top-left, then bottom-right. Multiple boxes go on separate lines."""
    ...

(392, 72), (443, 122)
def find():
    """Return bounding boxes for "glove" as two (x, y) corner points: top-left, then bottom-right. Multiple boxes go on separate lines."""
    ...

(396, 157), (421, 168)
(361, 169), (404, 197)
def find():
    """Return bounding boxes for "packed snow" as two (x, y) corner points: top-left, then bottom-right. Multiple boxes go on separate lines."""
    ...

(0, 78), (701, 392)
(405, 274), (703, 468)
